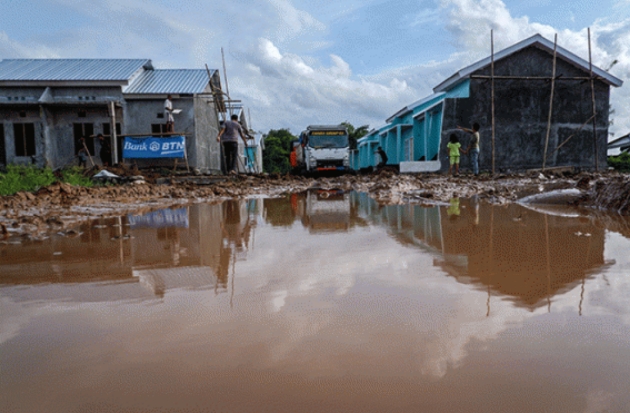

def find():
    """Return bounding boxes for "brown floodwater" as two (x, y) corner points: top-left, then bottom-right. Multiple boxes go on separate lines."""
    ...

(2, 191), (630, 413)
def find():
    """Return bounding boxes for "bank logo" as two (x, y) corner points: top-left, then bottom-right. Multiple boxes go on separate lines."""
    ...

(149, 142), (161, 152)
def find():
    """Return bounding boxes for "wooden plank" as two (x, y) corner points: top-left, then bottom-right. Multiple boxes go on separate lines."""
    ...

(470, 75), (602, 81)
(491, 30), (496, 176)
(588, 28), (599, 171)
(542, 34), (558, 171)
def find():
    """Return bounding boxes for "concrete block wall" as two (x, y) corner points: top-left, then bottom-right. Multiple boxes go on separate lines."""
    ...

(440, 46), (611, 173)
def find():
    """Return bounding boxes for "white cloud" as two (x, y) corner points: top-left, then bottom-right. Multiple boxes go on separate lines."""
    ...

(2, 0), (630, 136)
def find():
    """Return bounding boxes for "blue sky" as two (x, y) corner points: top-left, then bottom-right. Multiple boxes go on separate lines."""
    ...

(2, 0), (630, 136)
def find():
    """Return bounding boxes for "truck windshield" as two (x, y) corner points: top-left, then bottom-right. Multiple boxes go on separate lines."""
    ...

(308, 133), (349, 148)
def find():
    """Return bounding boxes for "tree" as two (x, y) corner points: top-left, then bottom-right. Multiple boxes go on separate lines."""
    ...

(341, 122), (370, 150)
(262, 129), (297, 174)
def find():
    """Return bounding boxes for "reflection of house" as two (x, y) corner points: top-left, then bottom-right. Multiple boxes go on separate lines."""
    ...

(0, 59), (226, 170)
(355, 197), (607, 311)
(0, 201), (260, 301)
(353, 34), (622, 172)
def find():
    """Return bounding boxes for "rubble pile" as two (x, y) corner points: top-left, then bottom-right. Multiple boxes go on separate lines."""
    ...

(1, 170), (628, 243)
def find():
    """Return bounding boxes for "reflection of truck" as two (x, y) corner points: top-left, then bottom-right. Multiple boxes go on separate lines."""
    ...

(299, 190), (351, 233)
(291, 125), (350, 174)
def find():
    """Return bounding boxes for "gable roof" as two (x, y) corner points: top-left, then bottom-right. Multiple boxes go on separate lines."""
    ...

(608, 133), (630, 149)
(386, 92), (446, 123)
(0, 59), (152, 85)
(434, 34), (623, 93)
(123, 69), (214, 95)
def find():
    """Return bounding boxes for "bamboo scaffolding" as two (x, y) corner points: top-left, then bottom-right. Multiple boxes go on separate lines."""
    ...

(546, 113), (596, 157)
(480, 30), (602, 172)
(542, 34), (558, 171)
(588, 28), (599, 171)
(110, 101), (119, 165)
(491, 30), (496, 176)
(221, 47), (232, 117)
(470, 75), (603, 81)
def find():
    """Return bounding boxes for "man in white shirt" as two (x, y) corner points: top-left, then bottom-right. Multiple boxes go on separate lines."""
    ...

(164, 95), (174, 133)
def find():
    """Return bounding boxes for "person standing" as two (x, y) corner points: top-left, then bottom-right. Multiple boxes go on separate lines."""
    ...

(375, 146), (388, 169)
(458, 122), (480, 176)
(164, 94), (174, 133)
(77, 137), (88, 168)
(97, 133), (111, 167)
(446, 133), (466, 176)
(217, 114), (248, 174)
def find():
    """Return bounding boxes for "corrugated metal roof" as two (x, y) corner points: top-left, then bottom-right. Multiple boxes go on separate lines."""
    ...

(0, 59), (151, 82)
(124, 69), (212, 94)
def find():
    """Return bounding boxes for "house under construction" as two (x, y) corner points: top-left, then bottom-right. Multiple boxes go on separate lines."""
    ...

(0, 58), (251, 172)
(352, 33), (623, 173)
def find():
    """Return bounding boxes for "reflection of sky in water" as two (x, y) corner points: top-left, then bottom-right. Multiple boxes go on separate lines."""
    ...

(1, 194), (630, 412)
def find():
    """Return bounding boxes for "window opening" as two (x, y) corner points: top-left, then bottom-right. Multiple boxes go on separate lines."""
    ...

(13, 123), (36, 157)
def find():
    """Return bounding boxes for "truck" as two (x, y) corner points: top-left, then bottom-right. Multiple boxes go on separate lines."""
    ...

(291, 125), (350, 174)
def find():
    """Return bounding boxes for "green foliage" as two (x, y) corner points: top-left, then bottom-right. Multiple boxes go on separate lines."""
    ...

(341, 122), (370, 150)
(608, 152), (630, 172)
(262, 129), (297, 174)
(0, 164), (56, 196)
(0, 165), (96, 196)
(60, 167), (93, 187)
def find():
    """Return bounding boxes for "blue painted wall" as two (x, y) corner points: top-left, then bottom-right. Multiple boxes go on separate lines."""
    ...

(355, 79), (470, 169)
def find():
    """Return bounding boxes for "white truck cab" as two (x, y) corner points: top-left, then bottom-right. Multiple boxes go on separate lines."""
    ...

(293, 125), (350, 174)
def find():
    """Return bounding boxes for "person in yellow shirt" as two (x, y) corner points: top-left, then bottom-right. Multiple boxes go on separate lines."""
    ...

(446, 133), (467, 176)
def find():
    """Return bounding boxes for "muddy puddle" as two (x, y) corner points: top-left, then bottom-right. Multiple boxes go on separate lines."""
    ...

(2, 191), (630, 413)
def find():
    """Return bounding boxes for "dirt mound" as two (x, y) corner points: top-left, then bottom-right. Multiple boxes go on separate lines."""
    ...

(588, 176), (630, 214)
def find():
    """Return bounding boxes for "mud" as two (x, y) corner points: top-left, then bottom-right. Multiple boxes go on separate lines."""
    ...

(1, 169), (628, 242)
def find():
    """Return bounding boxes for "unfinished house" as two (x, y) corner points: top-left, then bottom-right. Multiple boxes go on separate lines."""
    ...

(0, 59), (226, 171)
(353, 34), (623, 173)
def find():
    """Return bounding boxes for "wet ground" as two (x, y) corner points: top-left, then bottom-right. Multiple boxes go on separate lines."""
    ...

(2, 171), (629, 242)
(1, 191), (630, 413)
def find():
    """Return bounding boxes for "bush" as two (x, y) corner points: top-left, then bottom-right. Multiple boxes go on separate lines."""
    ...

(60, 166), (93, 187)
(608, 152), (630, 172)
(0, 165), (94, 196)
(0, 165), (56, 196)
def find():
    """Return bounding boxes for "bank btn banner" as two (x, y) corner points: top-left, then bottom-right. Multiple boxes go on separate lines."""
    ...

(123, 136), (186, 159)
(127, 208), (189, 229)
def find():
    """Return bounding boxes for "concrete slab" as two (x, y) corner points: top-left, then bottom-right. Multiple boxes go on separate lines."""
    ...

(400, 160), (442, 174)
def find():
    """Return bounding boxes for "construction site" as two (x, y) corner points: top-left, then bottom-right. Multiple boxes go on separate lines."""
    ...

(2, 32), (630, 413)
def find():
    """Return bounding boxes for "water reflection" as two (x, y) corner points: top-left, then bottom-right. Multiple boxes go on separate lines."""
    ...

(0, 200), (260, 302)
(0, 192), (615, 311)
(1, 192), (630, 413)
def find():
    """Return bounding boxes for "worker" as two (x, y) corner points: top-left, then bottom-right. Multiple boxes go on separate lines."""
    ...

(217, 114), (248, 174)
(375, 146), (388, 169)
(164, 94), (174, 133)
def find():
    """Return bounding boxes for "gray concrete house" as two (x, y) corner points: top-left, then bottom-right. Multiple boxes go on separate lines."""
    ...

(0, 59), (226, 171)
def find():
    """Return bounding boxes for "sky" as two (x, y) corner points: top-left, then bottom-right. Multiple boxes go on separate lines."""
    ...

(2, 0), (630, 138)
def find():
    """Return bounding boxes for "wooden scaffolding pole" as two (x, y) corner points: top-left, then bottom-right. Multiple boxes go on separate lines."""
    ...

(221, 47), (232, 117)
(588, 28), (599, 171)
(542, 34), (558, 171)
(110, 101), (119, 165)
(471, 75), (602, 81)
(491, 30), (496, 176)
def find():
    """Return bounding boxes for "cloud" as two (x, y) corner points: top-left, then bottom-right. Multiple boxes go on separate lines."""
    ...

(2, 0), (630, 136)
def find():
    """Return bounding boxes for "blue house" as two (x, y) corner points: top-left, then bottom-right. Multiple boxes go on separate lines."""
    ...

(355, 34), (622, 173)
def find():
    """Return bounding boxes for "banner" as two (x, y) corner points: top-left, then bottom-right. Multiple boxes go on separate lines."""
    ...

(127, 208), (189, 229)
(123, 136), (186, 159)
